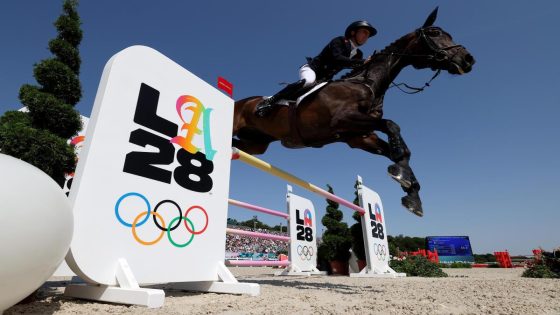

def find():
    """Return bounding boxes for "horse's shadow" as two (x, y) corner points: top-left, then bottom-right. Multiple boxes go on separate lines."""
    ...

(3, 281), (87, 315)
(249, 277), (384, 295)
(157, 276), (384, 297)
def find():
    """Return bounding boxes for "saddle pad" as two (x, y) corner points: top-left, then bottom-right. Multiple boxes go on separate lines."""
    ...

(296, 82), (328, 106)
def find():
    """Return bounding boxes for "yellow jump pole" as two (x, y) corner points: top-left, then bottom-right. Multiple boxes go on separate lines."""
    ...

(231, 147), (365, 215)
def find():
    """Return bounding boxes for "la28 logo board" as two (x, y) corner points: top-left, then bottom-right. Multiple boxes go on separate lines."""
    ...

(66, 46), (233, 285)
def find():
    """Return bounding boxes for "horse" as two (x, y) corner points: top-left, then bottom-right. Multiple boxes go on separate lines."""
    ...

(232, 8), (475, 217)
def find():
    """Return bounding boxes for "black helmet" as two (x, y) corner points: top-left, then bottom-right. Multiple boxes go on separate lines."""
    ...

(345, 20), (377, 38)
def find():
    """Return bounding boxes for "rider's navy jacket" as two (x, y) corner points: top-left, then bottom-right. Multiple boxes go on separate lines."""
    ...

(307, 36), (365, 81)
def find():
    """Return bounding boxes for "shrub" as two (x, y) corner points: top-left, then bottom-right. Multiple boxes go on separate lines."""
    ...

(522, 250), (559, 278)
(440, 262), (473, 268)
(390, 255), (447, 277)
(320, 185), (352, 262)
(522, 264), (557, 278)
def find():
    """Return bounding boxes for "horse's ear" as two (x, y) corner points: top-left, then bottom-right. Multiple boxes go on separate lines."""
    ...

(422, 7), (439, 28)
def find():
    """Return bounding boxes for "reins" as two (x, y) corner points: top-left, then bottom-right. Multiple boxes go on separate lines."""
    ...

(350, 27), (462, 94)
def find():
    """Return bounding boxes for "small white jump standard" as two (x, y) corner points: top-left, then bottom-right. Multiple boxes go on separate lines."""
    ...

(350, 176), (405, 278)
(226, 185), (324, 276)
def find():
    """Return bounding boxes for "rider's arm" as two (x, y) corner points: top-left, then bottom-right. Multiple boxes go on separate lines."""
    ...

(329, 37), (365, 68)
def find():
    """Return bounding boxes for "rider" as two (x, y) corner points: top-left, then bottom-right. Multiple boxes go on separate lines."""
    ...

(255, 20), (377, 117)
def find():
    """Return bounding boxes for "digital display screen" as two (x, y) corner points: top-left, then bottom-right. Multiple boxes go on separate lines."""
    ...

(426, 236), (474, 263)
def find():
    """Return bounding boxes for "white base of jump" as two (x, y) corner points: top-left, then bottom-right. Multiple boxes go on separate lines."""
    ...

(274, 265), (326, 276)
(65, 283), (165, 308)
(64, 259), (165, 308)
(172, 262), (260, 296)
(349, 266), (406, 278)
(64, 260), (259, 308)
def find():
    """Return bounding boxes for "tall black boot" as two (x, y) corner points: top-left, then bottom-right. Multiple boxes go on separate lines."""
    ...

(255, 80), (306, 117)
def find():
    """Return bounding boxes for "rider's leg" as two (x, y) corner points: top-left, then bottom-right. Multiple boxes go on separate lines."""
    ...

(299, 64), (316, 87)
(255, 65), (316, 117)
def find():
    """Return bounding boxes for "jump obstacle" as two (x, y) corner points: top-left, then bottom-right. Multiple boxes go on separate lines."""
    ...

(58, 46), (402, 309)
(231, 147), (405, 279)
(226, 186), (324, 276)
(232, 148), (366, 215)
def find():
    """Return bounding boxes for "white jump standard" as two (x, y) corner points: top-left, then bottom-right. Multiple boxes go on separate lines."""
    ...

(226, 186), (324, 276)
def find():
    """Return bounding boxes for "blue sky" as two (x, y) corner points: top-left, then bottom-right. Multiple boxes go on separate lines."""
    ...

(1, 1), (558, 255)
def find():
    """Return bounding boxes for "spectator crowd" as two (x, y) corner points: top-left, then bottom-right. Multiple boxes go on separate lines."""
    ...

(225, 225), (288, 255)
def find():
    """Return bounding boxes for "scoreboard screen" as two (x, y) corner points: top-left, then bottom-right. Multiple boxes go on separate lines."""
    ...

(425, 236), (474, 263)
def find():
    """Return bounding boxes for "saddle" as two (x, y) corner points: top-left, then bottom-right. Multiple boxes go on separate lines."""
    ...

(273, 81), (329, 107)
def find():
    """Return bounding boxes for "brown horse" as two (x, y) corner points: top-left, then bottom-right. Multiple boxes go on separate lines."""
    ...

(232, 8), (475, 217)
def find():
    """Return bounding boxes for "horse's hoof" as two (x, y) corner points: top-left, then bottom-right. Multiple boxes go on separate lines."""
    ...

(388, 164), (412, 189)
(401, 195), (423, 217)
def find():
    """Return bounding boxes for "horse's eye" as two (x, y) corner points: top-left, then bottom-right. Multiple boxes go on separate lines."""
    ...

(427, 29), (442, 37)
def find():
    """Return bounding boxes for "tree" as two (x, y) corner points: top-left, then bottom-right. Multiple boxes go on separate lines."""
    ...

(388, 234), (425, 252)
(319, 184), (352, 262)
(238, 217), (272, 230)
(0, 0), (82, 186)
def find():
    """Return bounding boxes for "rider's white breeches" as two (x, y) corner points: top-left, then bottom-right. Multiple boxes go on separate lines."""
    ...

(299, 64), (316, 87)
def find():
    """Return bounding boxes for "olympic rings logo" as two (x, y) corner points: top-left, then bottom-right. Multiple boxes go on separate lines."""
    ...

(115, 192), (209, 248)
(297, 245), (314, 261)
(373, 244), (387, 261)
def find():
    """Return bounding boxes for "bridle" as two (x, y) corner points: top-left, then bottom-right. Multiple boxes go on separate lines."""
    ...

(367, 27), (465, 94)
(417, 27), (464, 63)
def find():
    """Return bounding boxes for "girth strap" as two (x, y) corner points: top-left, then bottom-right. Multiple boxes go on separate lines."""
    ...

(289, 101), (308, 146)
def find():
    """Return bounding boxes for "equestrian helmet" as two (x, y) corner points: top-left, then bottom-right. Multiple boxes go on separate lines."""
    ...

(345, 20), (377, 38)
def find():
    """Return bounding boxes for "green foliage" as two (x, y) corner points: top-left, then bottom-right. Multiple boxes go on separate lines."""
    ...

(440, 262), (473, 268)
(19, 85), (81, 138)
(350, 180), (366, 260)
(238, 218), (272, 230)
(522, 264), (557, 278)
(0, 0), (82, 185)
(55, 0), (83, 47)
(390, 255), (448, 277)
(33, 59), (82, 105)
(317, 243), (331, 273)
(522, 249), (560, 278)
(387, 234), (425, 252)
(321, 184), (352, 262)
(474, 253), (497, 263)
(49, 38), (81, 73)
(0, 111), (76, 185)
(226, 218), (239, 226)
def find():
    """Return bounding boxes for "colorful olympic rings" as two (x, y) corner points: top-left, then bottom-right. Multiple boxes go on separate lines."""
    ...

(115, 192), (151, 227)
(153, 200), (182, 231)
(183, 205), (208, 235)
(132, 211), (165, 245)
(168, 216), (195, 248)
(297, 245), (314, 261)
(373, 244), (387, 261)
(115, 192), (209, 248)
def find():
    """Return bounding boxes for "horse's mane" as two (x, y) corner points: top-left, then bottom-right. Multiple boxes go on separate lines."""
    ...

(340, 31), (416, 80)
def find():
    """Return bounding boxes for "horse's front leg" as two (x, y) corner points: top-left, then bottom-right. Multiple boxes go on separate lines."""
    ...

(373, 119), (423, 217)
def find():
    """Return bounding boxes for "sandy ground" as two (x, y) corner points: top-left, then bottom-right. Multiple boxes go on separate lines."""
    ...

(4, 267), (559, 315)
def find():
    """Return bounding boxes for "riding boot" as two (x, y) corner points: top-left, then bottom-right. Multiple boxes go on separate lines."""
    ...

(255, 80), (306, 117)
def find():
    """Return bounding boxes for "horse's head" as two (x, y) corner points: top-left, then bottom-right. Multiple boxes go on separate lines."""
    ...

(408, 7), (475, 75)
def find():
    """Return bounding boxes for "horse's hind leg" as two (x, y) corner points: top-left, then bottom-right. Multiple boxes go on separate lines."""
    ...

(346, 133), (391, 157)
